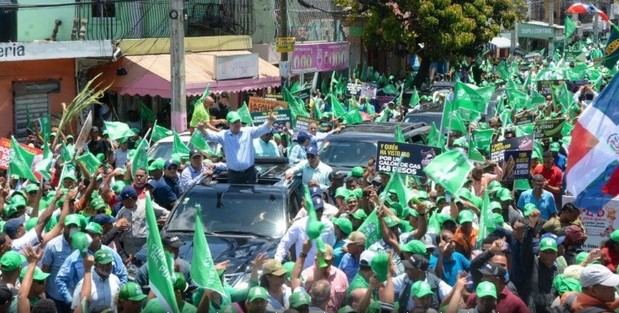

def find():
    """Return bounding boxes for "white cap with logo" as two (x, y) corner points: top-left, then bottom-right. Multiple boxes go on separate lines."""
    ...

(580, 264), (619, 288)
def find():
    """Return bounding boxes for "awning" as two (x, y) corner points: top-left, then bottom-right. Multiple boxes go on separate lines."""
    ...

(490, 37), (512, 49)
(92, 51), (280, 97)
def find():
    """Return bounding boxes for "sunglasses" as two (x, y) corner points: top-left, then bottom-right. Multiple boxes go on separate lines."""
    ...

(307, 154), (317, 159)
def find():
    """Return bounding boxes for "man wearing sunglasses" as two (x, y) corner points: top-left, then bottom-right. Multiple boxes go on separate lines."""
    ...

(285, 145), (333, 191)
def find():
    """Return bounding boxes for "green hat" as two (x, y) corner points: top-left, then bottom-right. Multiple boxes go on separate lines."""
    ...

(404, 207), (420, 219)
(0, 251), (25, 272)
(119, 282), (147, 302)
(492, 213), (504, 226)
(335, 187), (351, 199)
(350, 166), (364, 178)
(247, 286), (269, 302)
(85, 222), (103, 235)
(370, 252), (390, 283)
(64, 214), (82, 227)
(226, 111), (242, 124)
(575, 251), (589, 265)
(71, 231), (90, 253)
(11, 196), (27, 208)
(148, 158), (165, 172)
(383, 215), (400, 228)
(289, 291), (311, 308)
(458, 210), (474, 224)
(489, 201), (502, 212)
(552, 274), (582, 295)
(25, 217), (38, 231)
(19, 265), (50, 281)
(487, 180), (502, 193)
(282, 261), (295, 280)
(3, 204), (16, 218)
(523, 203), (540, 217)
(399, 240), (427, 255)
(438, 213), (456, 226)
(112, 181), (126, 194)
(351, 188), (363, 200)
(273, 133), (282, 141)
(550, 142), (561, 152)
(24, 184), (40, 193)
(91, 199), (107, 212)
(539, 237), (558, 252)
(172, 273), (188, 291)
(338, 306), (357, 313)
(333, 217), (353, 235)
(411, 281), (434, 298)
(496, 188), (513, 201)
(351, 209), (368, 221)
(409, 190), (429, 204)
(476, 281), (497, 299)
(94, 249), (113, 264)
(610, 229), (619, 243)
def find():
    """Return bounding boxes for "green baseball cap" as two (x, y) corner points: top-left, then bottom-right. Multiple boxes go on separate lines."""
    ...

(247, 286), (269, 302)
(0, 251), (25, 272)
(610, 229), (619, 243)
(383, 215), (400, 228)
(496, 188), (513, 201)
(550, 142), (561, 152)
(112, 181), (126, 194)
(282, 261), (295, 280)
(552, 274), (582, 294)
(289, 291), (311, 308)
(458, 210), (475, 224)
(437, 213), (455, 226)
(335, 187), (351, 199)
(371, 252), (390, 283)
(19, 265), (50, 281)
(489, 201), (502, 212)
(523, 203), (540, 217)
(85, 222), (103, 235)
(3, 204), (16, 219)
(226, 111), (242, 124)
(399, 240), (427, 255)
(24, 184), (40, 193)
(350, 166), (364, 178)
(476, 281), (497, 299)
(148, 158), (165, 172)
(351, 209), (368, 221)
(487, 180), (502, 193)
(333, 217), (353, 235)
(119, 282), (147, 302)
(64, 214), (82, 227)
(71, 231), (90, 253)
(11, 196), (27, 208)
(172, 273), (188, 291)
(492, 213), (505, 226)
(411, 281), (434, 298)
(94, 249), (113, 264)
(575, 251), (589, 265)
(539, 237), (558, 252)
(25, 217), (38, 231)
(91, 199), (107, 212)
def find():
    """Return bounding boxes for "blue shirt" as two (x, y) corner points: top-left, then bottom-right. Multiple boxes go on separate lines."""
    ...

(203, 122), (272, 171)
(56, 246), (128, 303)
(179, 164), (205, 193)
(288, 144), (307, 165)
(150, 177), (177, 208)
(333, 239), (346, 267)
(517, 189), (557, 220)
(338, 253), (360, 282)
(429, 251), (471, 285)
(41, 235), (73, 302)
(253, 138), (280, 157)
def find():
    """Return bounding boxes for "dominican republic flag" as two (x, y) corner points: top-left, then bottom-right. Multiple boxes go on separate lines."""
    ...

(566, 74), (619, 212)
(566, 2), (610, 22)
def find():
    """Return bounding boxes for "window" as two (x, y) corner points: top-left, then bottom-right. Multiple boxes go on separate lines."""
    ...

(92, 0), (115, 18)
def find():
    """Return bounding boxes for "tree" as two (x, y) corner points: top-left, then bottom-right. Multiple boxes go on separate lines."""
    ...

(337, 0), (525, 87)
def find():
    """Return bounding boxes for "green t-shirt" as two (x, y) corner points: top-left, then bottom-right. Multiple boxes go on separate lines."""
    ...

(347, 273), (369, 295)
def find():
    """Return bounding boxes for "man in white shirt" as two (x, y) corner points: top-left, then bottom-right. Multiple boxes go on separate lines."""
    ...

(253, 131), (280, 157)
(393, 254), (452, 312)
(274, 196), (336, 269)
(72, 249), (121, 312)
(285, 145), (333, 191)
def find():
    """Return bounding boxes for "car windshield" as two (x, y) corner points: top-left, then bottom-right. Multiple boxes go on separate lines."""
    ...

(404, 114), (442, 126)
(166, 185), (287, 238)
(148, 141), (218, 160)
(319, 141), (377, 168)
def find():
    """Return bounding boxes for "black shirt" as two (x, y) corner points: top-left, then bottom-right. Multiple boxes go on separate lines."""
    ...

(209, 103), (229, 120)
(87, 138), (111, 157)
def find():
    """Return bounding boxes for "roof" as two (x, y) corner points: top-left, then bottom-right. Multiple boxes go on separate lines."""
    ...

(92, 51), (280, 97)
(329, 122), (430, 141)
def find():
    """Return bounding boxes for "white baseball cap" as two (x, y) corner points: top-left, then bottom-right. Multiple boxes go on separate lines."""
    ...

(360, 250), (376, 267)
(580, 264), (619, 288)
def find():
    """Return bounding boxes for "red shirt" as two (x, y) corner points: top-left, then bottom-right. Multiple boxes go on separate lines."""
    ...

(467, 287), (530, 313)
(533, 164), (563, 189)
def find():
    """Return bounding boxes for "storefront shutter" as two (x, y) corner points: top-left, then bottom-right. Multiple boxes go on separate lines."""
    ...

(13, 81), (59, 139)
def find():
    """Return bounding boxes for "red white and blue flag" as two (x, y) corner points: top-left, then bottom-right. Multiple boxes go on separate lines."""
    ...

(566, 74), (619, 212)
(566, 3), (609, 22)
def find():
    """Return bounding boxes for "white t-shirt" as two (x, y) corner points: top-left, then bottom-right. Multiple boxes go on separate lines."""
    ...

(12, 229), (40, 251)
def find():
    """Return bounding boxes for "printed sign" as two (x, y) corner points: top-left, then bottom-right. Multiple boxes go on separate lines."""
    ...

(534, 118), (565, 139)
(295, 116), (318, 132)
(360, 84), (378, 99)
(248, 97), (288, 112)
(0, 40), (113, 62)
(504, 150), (532, 180)
(0, 138), (42, 170)
(213, 53), (259, 80)
(563, 196), (619, 251)
(276, 37), (296, 53)
(290, 42), (350, 74)
(490, 136), (534, 162)
(251, 110), (291, 130)
(376, 142), (440, 176)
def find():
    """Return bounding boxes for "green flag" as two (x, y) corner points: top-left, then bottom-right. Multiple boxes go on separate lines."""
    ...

(60, 142), (73, 164)
(103, 121), (135, 141)
(440, 100), (455, 131)
(427, 122), (443, 148)
(497, 61), (511, 80)
(452, 82), (495, 113)
(77, 151), (102, 177)
(477, 191), (494, 246)
(35, 141), (53, 181)
(394, 125), (405, 143)
(140, 102), (156, 123)
(302, 185), (328, 267)
(172, 131), (190, 156)
(190, 130), (213, 155)
(151, 122), (173, 143)
(423, 149), (473, 195)
(357, 209), (381, 248)
(330, 94), (348, 118)
(602, 24), (619, 69)
(38, 116), (51, 142)
(565, 16), (576, 39)
(515, 123), (534, 137)
(472, 128), (494, 153)
(448, 111), (468, 134)
(190, 86), (211, 128)
(130, 139), (149, 177)
(9, 137), (38, 182)
(468, 140), (485, 162)
(145, 192), (180, 313)
(192, 205), (226, 296)
(237, 102), (253, 125)
(344, 109), (363, 125)
(409, 88), (420, 108)
(381, 172), (409, 217)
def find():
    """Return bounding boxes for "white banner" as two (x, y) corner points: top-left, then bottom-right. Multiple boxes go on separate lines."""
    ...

(0, 40), (113, 62)
(563, 196), (619, 250)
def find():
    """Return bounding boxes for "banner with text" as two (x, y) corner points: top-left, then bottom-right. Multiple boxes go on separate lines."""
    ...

(249, 97), (288, 112)
(251, 110), (291, 130)
(295, 117), (318, 133)
(563, 195), (619, 250)
(376, 142), (440, 176)
(534, 118), (564, 139)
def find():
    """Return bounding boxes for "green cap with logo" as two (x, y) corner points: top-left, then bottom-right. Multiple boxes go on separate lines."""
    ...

(247, 286), (269, 302)
(95, 249), (114, 264)
(289, 291), (311, 308)
(476, 281), (497, 299)
(85, 222), (103, 235)
(350, 166), (364, 178)
(458, 210), (475, 224)
(351, 209), (368, 221)
(148, 158), (165, 172)
(539, 237), (558, 252)
(24, 184), (40, 193)
(333, 217), (353, 235)
(71, 231), (90, 254)
(119, 282), (147, 301)
(399, 240), (427, 255)
(0, 251), (25, 272)
(226, 111), (242, 124)
(64, 214), (82, 228)
(489, 201), (502, 212)
(19, 265), (50, 281)
(411, 281), (434, 298)
(496, 188), (513, 201)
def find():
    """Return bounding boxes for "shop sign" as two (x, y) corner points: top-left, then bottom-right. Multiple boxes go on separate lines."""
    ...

(290, 42), (349, 74)
(214, 53), (259, 80)
(0, 40), (113, 62)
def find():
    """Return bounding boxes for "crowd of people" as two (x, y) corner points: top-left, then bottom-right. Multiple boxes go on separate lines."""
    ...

(2, 38), (619, 313)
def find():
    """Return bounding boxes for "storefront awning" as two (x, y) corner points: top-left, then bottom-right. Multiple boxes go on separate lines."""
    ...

(92, 51), (280, 97)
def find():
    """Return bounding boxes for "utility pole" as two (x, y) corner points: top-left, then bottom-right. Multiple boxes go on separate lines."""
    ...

(170, 0), (187, 132)
(279, 0), (289, 86)
(547, 0), (555, 54)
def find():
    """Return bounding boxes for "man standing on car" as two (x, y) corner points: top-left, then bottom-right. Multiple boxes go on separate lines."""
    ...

(198, 111), (276, 184)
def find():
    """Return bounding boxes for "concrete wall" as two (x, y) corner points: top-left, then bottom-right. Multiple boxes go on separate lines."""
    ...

(18, 0), (74, 41)
(251, 0), (276, 44)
